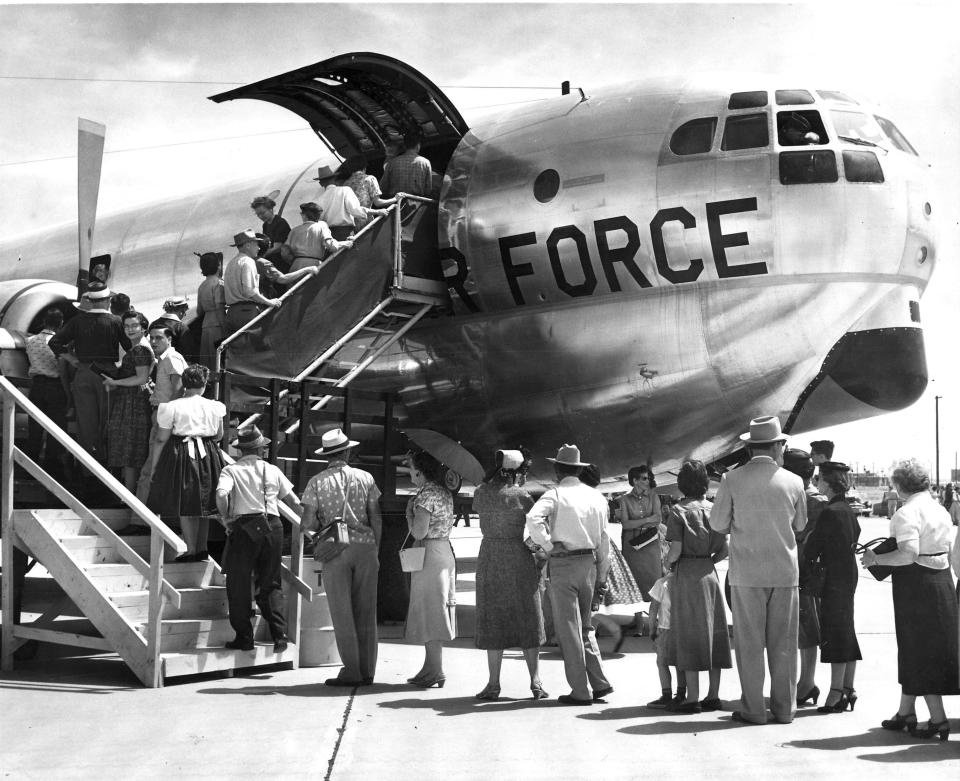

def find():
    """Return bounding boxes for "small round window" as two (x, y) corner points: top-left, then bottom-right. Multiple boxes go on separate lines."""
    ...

(534, 169), (560, 203)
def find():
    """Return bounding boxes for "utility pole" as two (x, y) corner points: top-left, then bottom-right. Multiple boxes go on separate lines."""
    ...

(935, 395), (942, 487)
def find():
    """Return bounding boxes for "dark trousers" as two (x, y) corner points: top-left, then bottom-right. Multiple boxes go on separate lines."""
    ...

(26, 376), (68, 463)
(225, 516), (286, 643)
(72, 365), (107, 458)
(225, 303), (262, 336)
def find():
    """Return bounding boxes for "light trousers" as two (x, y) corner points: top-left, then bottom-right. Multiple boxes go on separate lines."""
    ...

(322, 544), (380, 681)
(731, 585), (799, 723)
(548, 555), (610, 700)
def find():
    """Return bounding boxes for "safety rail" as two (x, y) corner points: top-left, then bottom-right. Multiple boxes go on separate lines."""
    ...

(0, 374), (187, 683)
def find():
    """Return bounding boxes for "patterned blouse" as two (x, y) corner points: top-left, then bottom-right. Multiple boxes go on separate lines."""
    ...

(345, 171), (382, 209)
(408, 481), (455, 539)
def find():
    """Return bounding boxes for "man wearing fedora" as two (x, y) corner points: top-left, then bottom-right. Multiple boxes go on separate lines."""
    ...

(710, 415), (807, 724)
(215, 425), (302, 652)
(49, 282), (129, 461)
(282, 199), (353, 273)
(300, 428), (383, 686)
(526, 444), (613, 705)
(222, 229), (283, 335)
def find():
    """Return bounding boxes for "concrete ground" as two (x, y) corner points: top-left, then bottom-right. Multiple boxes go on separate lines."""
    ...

(2, 516), (959, 779)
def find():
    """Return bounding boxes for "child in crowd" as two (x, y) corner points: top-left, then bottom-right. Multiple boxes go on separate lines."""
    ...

(646, 568), (686, 707)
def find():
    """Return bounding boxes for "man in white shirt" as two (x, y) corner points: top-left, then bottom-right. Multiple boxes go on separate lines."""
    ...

(710, 416), (807, 725)
(315, 167), (370, 240)
(526, 444), (612, 705)
(222, 229), (282, 335)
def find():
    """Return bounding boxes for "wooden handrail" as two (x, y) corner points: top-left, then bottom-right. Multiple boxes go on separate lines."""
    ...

(0, 377), (187, 553)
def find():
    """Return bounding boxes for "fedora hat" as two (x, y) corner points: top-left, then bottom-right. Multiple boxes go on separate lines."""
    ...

(230, 229), (259, 247)
(819, 460), (851, 473)
(312, 164), (337, 182)
(546, 443), (589, 467)
(315, 428), (360, 456)
(739, 415), (788, 444)
(231, 425), (270, 450)
(73, 282), (112, 309)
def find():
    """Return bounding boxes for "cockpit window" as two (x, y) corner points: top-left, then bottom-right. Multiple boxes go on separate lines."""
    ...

(843, 151), (884, 183)
(728, 91), (768, 109)
(817, 90), (858, 105)
(775, 89), (815, 106)
(874, 115), (919, 156)
(830, 111), (886, 146)
(780, 151), (838, 185)
(669, 117), (717, 156)
(777, 110), (828, 146)
(721, 113), (769, 151)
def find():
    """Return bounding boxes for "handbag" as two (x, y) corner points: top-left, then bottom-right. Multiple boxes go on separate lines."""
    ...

(628, 525), (659, 551)
(800, 558), (826, 597)
(856, 537), (898, 581)
(312, 476), (353, 564)
(399, 531), (425, 572)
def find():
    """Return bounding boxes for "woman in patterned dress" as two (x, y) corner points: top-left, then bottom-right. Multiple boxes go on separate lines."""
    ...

(616, 464), (663, 600)
(473, 448), (547, 700)
(103, 310), (154, 491)
(343, 155), (396, 226)
(405, 451), (457, 688)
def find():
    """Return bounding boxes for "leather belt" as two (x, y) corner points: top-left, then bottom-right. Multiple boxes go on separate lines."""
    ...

(680, 554), (713, 559)
(551, 548), (594, 558)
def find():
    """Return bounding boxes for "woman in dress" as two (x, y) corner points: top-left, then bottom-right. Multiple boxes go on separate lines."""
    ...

(616, 464), (662, 600)
(860, 458), (959, 740)
(782, 448), (827, 707)
(194, 251), (226, 380)
(147, 364), (226, 562)
(473, 448), (547, 700)
(941, 483), (960, 526)
(664, 460), (732, 713)
(343, 155), (396, 226)
(405, 451), (457, 688)
(803, 461), (862, 714)
(103, 310), (154, 492)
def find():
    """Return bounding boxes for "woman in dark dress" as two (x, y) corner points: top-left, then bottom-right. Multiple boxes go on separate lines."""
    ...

(803, 461), (861, 714)
(473, 448), (547, 700)
(861, 458), (958, 741)
(103, 310), (154, 492)
(664, 460), (732, 713)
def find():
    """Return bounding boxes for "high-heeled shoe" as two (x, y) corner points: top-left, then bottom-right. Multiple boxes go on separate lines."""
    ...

(475, 684), (500, 700)
(530, 683), (549, 700)
(881, 712), (917, 732)
(910, 719), (950, 741)
(413, 673), (446, 689)
(816, 688), (848, 714)
(407, 673), (428, 684)
(842, 687), (857, 712)
(797, 685), (820, 707)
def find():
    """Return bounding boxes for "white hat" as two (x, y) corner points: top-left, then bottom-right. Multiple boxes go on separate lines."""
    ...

(315, 428), (360, 456)
(546, 444), (589, 467)
(739, 416), (788, 444)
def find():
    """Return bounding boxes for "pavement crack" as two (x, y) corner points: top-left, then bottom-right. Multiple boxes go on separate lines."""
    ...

(324, 687), (357, 781)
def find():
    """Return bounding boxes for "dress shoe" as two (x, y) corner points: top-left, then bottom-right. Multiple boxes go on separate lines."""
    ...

(225, 638), (254, 651)
(530, 684), (549, 700)
(174, 552), (195, 563)
(592, 686), (614, 701)
(796, 685), (820, 707)
(699, 698), (723, 712)
(325, 678), (363, 687)
(842, 687), (857, 711)
(646, 692), (673, 709)
(910, 719), (950, 741)
(557, 694), (593, 706)
(816, 688), (848, 714)
(407, 673), (428, 684)
(881, 712), (917, 732)
(412, 673), (446, 689)
(273, 638), (289, 653)
(668, 700), (702, 714)
(475, 684), (501, 701)
(360, 677), (374, 686)
(731, 711), (761, 725)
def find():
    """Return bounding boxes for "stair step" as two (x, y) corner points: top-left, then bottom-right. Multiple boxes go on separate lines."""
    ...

(58, 534), (160, 565)
(146, 617), (247, 653)
(161, 642), (297, 679)
(82, 560), (220, 592)
(109, 586), (229, 621)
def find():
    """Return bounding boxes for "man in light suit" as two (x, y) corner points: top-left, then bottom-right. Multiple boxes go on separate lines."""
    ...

(710, 416), (807, 724)
(526, 444), (612, 705)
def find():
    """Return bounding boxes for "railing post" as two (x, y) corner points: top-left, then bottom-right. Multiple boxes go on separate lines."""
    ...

(297, 380), (311, 493)
(221, 371), (233, 452)
(145, 530), (165, 687)
(268, 378), (281, 465)
(1, 388), (16, 671)
(288, 515), (303, 670)
(393, 195), (404, 288)
(382, 393), (395, 500)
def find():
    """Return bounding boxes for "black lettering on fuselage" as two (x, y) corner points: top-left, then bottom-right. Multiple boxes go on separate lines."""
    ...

(547, 225), (596, 298)
(594, 216), (652, 290)
(439, 246), (480, 313)
(649, 207), (704, 284)
(707, 197), (765, 278)
(499, 232), (538, 306)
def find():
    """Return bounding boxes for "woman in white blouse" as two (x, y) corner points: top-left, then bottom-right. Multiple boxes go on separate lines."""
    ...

(861, 458), (958, 741)
(147, 364), (226, 562)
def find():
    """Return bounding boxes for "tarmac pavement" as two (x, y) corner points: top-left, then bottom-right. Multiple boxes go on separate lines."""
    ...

(2, 516), (959, 779)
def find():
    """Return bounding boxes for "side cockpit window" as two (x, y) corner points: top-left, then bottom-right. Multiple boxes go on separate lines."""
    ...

(728, 91), (768, 109)
(775, 89), (815, 105)
(777, 110), (828, 146)
(874, 115), (919, 156)
(721, 113), (769, 151)
(669, 117), (717, 155)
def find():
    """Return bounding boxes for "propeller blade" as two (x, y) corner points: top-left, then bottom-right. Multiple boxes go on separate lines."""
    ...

(77, 118), (105, 277)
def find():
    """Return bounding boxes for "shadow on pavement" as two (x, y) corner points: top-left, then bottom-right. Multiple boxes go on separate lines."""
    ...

(784, 725), (960, 762)
(0, 655), (140, 692)
(377, 693), (567, 716)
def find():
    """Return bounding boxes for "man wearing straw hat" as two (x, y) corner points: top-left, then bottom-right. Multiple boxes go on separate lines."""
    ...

(710, 415), (807, 725)
(222, 229), (283, 336)
(526, 444), (613, 705)
(300, 428), (383, 687)
(215, 425), (302, 652)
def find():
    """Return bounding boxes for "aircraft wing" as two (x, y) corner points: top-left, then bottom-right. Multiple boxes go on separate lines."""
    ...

(209, 52), (468, 160)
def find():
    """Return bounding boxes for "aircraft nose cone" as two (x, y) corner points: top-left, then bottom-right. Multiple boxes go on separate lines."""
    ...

(825, 326), (927, 411)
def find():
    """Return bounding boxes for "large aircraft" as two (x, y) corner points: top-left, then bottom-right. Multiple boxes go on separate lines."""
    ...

(0, 53), (936, 481)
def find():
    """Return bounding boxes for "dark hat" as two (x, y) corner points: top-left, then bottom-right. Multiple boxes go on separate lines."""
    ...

(312, 165), (337, 182)
(232, 425), (270, 450)
(230, 229), (259, 247)
(819, 460), (851, 473)
(782, 448), (813, 475)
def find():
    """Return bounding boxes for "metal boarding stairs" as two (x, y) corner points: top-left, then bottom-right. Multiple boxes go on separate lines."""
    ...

(215, 194), (449, 436)
(0, 377), (314, 687)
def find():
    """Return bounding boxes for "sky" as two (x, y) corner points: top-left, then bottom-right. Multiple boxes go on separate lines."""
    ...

(1, 1), (958, 476)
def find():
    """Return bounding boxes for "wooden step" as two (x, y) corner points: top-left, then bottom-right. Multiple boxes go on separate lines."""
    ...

(80, 563), (149, 593)
(161, 642), (297, 679)
(146, 617), (252, 653)
(109, 586), (229, 622)
(57, 534), (162, 565)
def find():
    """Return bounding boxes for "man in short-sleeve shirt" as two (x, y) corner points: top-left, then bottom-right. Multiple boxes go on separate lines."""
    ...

(301, 428), (382, 686)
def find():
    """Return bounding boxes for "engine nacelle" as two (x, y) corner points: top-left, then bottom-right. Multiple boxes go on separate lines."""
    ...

(0, 279), (78, 377)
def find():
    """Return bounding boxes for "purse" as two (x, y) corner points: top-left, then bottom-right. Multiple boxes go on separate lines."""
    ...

(800, 558), (826, 597)
(399, 531), (425, 572)
(856, 537), (899, 581)
(628, 526), (659, 551)
(312, 476), (353, 564)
